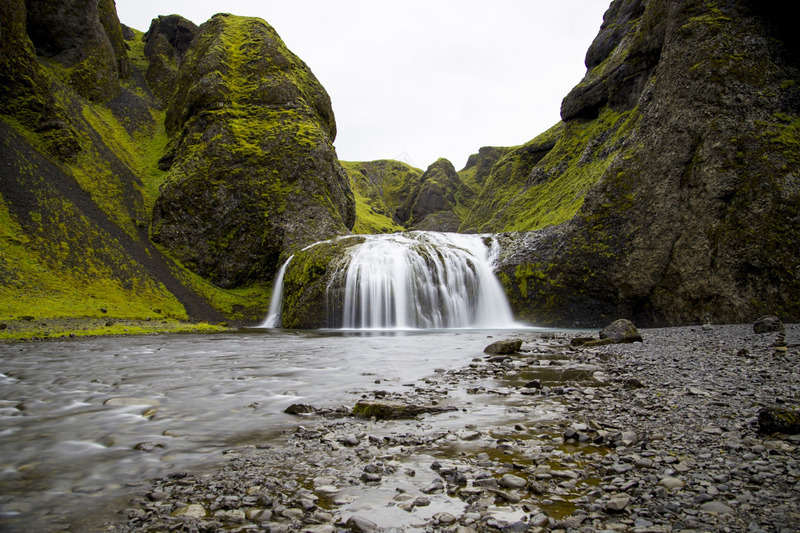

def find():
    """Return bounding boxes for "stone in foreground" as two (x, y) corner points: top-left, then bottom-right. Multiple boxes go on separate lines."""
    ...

(753, 315), (785, 334)
(757, 406), (800, 435)
(483, 339), (523, 354)
(599, 319), (643, 343)
(352, 400), (456, 420)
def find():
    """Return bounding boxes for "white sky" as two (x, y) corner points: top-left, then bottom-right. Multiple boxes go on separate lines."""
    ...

(116, 1), (608, 170)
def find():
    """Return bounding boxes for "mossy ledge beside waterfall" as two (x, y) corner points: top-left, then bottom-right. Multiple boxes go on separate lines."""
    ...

(265, 232), (515, 329)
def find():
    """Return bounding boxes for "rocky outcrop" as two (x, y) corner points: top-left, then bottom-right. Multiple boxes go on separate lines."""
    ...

(496, 0), (800, 327)
(143, 15), (198, 104)
(24, 0), (127, 102)
(396, 158), (462, 231)
(340, 160), (423, 233)
(0, 0), (82, 160)
(279, 236), (365, 329)
(151, 14), (355, 288)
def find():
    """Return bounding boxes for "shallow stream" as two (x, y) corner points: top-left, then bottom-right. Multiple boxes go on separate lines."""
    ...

(0, 327), (554, 531)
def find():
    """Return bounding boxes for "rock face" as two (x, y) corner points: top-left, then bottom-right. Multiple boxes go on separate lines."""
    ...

(279, 236), (365, 329)
(396, 158), (463, 231)
(151, 14), (355, 288)
(495, 0), (800, 326)
(25, 0), (127, 102)
(0, 0), (81, 160)
(143, 15), (198, 104)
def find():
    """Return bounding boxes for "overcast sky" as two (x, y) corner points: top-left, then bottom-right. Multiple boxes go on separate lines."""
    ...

(116, 1), (609, 170)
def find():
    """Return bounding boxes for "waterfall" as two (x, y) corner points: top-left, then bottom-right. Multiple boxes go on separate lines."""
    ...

(259, 255), (293, 328)
(261, 232), (516, 330)
(336, 232), (513, 329)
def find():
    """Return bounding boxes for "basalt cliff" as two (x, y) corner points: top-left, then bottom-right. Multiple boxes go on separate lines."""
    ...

(1, 0), (798, 329)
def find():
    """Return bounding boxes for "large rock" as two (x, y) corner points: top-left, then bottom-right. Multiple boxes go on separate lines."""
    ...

(351, 400), (456, 420)
(279, 235), (365, 329)
(151, 14), (355, 288)
(757, 406), (800, 435)
(494, 0), (800, 327)
(143, 15), (198, 103)
(396, 158), (463, 231)
(599, 319), (642, 343)
(25, 0), (124, 102)
(483, 339), (523, 355)
(753, 315), (784, 334)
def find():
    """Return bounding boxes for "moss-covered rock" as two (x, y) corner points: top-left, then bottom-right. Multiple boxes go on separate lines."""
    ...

(352, 400), (456, 420)
(489, 0), (800, 327)
(25, 0), (124, 102)
(396, 158), (463, 231)
(151, 14), (355, 288)
(340, 160), (423, 234)
(279, 236), (365, 329)
(0, 0), (82, 160)
(142, 15), (198, 104)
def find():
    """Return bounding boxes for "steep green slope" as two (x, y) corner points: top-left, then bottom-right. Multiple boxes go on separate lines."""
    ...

(0, 4), (267, 330)
(340, 160), (416, 234)
(459, 108), (638, 233)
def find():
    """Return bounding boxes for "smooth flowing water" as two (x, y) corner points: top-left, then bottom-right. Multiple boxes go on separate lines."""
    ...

(0, 327), (534, 531)
(266, 232), (516, 329)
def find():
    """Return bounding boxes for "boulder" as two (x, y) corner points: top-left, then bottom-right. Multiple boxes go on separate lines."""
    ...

(757, 406), (800, 435)
(345, 516), (378, 532)
(483, 339), (523, 355)
(351, 400), (455, 420)
(284, 403), (317, 415)
(753, 315), (785, 334)
(599, 319), (642, 343)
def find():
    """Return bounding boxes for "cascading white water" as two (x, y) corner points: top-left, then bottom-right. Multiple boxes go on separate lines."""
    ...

(337, 232), (514, 329)
(262, 231), (516, 330)
(259, 255), (293, 328)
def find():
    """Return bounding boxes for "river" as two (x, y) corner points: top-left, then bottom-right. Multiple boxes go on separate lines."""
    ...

(0, 326), (546, 531)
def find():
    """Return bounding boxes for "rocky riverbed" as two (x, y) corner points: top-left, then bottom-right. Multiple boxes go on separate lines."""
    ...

(107, 324), (799, 532)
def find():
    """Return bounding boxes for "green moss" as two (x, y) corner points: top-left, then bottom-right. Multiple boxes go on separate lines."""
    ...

(0, 319), (227, 342)
(462, 107), (639, 233)
(339, 159), (424, 233)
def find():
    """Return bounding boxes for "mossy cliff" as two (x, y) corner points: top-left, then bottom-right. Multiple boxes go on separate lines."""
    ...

(487, 0), (800, 326)
(340, 160), (421, 234)
(151, 14), (356, 289)
(0, 4), (280, 330)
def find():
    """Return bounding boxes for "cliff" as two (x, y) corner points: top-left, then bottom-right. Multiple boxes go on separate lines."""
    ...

(487, 0), (800, 326)
(150, 14), (355, 289)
